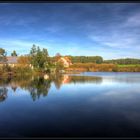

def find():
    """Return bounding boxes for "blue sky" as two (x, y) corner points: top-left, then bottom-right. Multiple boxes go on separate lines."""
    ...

(0, 3), (140, 59)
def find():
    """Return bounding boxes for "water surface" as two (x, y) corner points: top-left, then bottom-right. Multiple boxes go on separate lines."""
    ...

(0, 72), (140, 138)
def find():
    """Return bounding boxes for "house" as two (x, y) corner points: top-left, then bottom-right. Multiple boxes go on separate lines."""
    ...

(0, 56), (18, 67)
(6, 56), (18, 67)
(58, 57), (72, 68)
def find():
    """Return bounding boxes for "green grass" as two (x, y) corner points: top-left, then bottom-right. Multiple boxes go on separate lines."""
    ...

(118, 64), (140, 67)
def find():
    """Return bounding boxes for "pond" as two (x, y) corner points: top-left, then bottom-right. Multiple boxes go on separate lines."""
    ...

(0, 72), (140, 137)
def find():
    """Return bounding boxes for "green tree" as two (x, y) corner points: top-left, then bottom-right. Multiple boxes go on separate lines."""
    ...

(0, 48), (7, 64)
(54, 53), (61, 62)
(104, 58), (140, 65)
(30, 44), (50, 71)
(11, 50), (17, 56)
(70, 56), (103, 64)
(56, 61), (64, 72)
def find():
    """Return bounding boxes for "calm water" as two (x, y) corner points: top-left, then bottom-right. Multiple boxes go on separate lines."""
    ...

(0, 72), (140, 137)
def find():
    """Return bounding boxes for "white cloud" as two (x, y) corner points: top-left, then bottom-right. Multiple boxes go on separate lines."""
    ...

(89, 31), (140, 50)
(0, 39), (52, 55)
(123, 13), (140, 27)
(44, 26), (62, 33)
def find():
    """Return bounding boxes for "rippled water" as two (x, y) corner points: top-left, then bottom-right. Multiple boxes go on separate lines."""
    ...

(0, 72), (140, 137)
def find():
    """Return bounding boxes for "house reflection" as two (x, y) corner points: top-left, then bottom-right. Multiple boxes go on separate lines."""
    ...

(62, 75), (71, 84)
(10, 82), (18, 92)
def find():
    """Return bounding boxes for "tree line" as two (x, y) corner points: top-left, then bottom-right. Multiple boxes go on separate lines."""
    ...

(104, 58), (140, 65)
(66, 56), (103, 64)
(0, 44), (140, 75)
(65, 56), (140, 65)
(1, 46), (140, 65)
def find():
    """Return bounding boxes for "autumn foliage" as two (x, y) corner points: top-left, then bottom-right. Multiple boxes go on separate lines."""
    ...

(66, 63), (140, 72)
(66, 63), (117, 72)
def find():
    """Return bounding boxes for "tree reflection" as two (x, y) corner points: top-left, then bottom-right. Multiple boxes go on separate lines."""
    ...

(69, 76), (102, 84)
(52, 74), (102, 88)
(0, 74), (103, 101)
(51, 73), (64, 89)
(0, 87), (8, 102)
(28, 77), (51, 101)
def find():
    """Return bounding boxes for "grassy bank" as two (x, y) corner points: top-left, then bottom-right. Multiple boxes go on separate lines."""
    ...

(66, 63), (140, 72)
(1, 63), (140, 78)
(117, 64), (140, 72)
(118, 64), (140, 67)
(0, 65), (35, 78)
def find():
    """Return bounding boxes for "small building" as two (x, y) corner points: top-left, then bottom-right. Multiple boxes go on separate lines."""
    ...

(0, 56), (18, 67)
(6, 56), (18, 67)
(58, 57), (72, 68)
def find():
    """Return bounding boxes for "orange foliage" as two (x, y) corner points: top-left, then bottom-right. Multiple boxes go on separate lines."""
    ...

(17, 56), (31, 65)
(67, 63), (118, 72)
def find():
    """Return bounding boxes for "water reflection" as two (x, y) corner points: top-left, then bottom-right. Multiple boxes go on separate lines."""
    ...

(1, 72), (140, 102)
(53, 74), (102, 89)
(0, 87), (8, 102)
(0, 72), (140, 137)
(70, 72), (140, 84)
(0, 74), (102, 101)
(28, 77), (51, 101)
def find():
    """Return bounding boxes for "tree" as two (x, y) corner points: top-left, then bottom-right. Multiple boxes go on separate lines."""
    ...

(17, 56), (30, 65)
(30, 44), (50, 71)
(70, 56), (103, 64)
(55, 53), (61, 57)
(104, 58), (140, 65)
(0, 48), (7, 64)
(56, 61), (64, 72)
(11, 50), (17, 56)
(54, 53), (61, 61)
